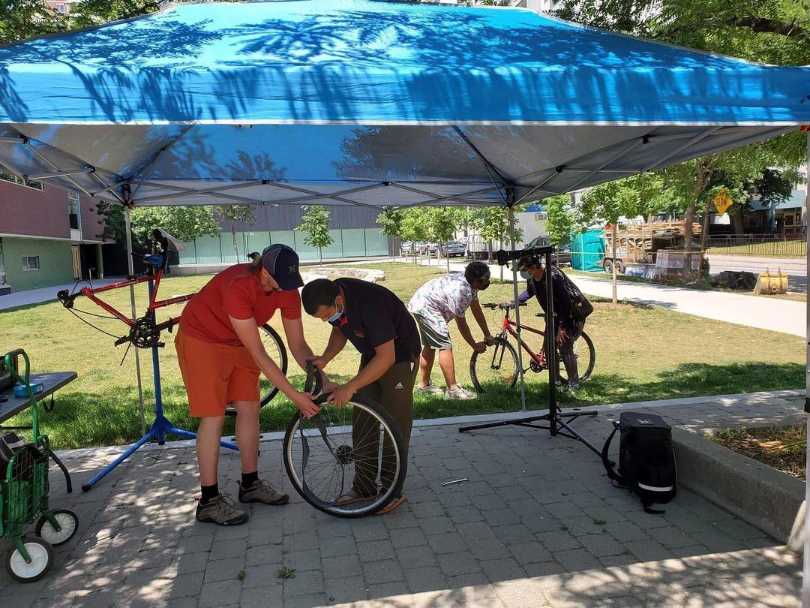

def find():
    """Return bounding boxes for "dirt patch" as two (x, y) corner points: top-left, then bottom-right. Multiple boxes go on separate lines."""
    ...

(711, 425), (806, 480)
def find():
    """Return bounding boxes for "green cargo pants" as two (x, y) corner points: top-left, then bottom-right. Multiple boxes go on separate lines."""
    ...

(352, 359), (417, 498)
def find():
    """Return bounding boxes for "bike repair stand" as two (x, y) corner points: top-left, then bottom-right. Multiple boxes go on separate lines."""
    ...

(459, 247), (601, 458)
(82, 257), (238, 491)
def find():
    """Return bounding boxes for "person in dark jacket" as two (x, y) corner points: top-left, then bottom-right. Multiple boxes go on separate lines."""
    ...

(516, 256), (589, 388)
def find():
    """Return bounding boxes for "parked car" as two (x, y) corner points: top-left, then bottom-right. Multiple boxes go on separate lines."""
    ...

(400, 241), (415, 255)
(524, 237), (571, 267)
(441, 241), (467, 257)
(422, 242), (440, 254)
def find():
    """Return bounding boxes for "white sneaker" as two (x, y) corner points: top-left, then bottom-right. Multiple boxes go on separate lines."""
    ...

(415, 384), (445, 396)
(446, 385), (477, 400)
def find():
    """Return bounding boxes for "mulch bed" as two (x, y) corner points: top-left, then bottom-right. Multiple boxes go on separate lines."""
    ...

(711, 424), (806, 480)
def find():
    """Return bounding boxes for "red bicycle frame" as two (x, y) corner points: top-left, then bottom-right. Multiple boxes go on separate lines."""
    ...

(78, 268), (193, 328)
(499, 308), (549, 368)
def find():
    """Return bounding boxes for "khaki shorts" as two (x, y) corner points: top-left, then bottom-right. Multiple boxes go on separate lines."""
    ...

(175, 331), (260, 417)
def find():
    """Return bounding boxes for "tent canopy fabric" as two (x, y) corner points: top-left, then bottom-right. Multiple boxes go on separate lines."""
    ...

(0, 0), (808, 208)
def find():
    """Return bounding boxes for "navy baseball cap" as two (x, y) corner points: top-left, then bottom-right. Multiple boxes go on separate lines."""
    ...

(261, 244), (304, 290)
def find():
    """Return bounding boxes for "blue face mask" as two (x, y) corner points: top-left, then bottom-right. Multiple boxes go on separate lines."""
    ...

(327, 305), (344, 324)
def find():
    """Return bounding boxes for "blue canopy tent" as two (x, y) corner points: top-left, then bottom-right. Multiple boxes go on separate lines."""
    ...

(0, 0), (807, 209)
(2, 0), (810, 590)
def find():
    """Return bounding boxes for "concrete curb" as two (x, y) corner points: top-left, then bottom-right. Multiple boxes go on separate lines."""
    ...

(673, 426), (804, 543)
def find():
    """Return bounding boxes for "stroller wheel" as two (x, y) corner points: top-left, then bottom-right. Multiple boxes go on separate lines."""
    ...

(37, 509), (79, 546)
(6, 536), (53, 583)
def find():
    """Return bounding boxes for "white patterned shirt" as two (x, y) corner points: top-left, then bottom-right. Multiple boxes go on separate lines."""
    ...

(408, 273), (477, 331)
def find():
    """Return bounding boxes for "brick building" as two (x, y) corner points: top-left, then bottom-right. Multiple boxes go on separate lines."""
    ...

(0, 176), (107, 293)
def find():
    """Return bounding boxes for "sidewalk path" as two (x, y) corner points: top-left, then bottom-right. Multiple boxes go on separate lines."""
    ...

(408, 258), (806, 337)
(1, 390), (801, 607)
(0, 278), (122, 311)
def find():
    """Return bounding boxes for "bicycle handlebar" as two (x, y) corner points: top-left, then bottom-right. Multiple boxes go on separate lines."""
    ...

(482, 302), (527, 310)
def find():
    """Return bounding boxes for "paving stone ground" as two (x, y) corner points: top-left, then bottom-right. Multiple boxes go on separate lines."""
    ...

(0, 392), (802, 607)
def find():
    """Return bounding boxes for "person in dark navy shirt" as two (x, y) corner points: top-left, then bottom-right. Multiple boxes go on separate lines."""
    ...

(302, 278), (420, 513)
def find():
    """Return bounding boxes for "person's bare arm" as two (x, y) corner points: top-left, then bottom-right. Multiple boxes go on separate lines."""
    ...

(281, 316), (315, 370)
(329, 340), (395, 406)
(454, 315), (476, 348)
(229, 316), (319, 417)
(455, 316), (486, 353)
(469, 299), (494, 343)
(311, 325), (348, 370)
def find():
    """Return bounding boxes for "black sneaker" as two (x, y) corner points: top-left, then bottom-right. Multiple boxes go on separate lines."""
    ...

(238, 479), (289, 505)
(196, 494), (249, 526)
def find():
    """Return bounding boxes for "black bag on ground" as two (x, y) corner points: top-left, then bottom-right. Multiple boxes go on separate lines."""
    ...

(601, 412), (677, 513)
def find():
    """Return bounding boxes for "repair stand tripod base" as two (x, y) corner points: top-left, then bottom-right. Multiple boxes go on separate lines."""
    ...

(458, 410), (602, 458)
(81, 416), (238, 492)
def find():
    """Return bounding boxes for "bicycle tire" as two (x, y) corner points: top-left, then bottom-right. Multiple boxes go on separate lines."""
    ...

(283, 398), (405, 518)
(556, 330), (595, 385)
(470, 337), (519, 394)
(225, 323), (287, 417)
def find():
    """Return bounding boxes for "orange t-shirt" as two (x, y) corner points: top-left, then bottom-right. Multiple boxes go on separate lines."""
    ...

(179, 264), (301, 346)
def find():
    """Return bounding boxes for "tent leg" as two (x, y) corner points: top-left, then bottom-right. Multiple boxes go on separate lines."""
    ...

(802, 133), (810, 608)
(124, 208), (146, 434)
(508, 206), (527, 411)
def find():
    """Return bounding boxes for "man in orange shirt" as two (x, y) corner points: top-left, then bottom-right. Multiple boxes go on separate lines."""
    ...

(176, 244), (320, 526)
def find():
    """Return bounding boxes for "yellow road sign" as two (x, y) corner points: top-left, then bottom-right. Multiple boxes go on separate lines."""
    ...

(713, 190), (733, 214)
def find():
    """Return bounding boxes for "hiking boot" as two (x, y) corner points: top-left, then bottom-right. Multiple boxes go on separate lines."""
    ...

(446, 385), (477, 400)
(196, 494), (249, 526)
(238, 479), (289, 505)
(415, 384), (444, 396)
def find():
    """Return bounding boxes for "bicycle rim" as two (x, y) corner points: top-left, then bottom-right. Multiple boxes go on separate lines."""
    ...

(284, 401), (404, 517)
(259, 324), (288, 406)
(470, 338), (518, 393)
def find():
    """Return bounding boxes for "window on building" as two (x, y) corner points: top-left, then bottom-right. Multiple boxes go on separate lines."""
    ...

(22, 256), (40, 272)
(0, 171), (43, 190)
(68, 191), (80, 230)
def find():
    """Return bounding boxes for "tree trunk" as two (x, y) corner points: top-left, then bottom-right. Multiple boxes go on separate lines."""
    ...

(231, 224), (239, 260)
(684, 161), (711, 252)
(445, 242), (450, 273)
(319, 247), (323, 264)
(611, 223), (618, 305)
(699, 196), (712, 253)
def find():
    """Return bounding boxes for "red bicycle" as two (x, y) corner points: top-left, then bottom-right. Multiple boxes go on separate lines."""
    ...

(57, 253), (288, 413)
(470, 302), (595, 393)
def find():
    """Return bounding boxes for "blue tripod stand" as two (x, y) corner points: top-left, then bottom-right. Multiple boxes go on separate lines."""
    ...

(81, 269), (238, 492)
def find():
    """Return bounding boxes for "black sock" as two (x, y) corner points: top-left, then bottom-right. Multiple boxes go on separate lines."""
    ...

(201, 483), (219, 504)
(241, 471), (258, 488)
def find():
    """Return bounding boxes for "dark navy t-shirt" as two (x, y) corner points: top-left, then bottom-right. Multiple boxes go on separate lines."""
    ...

(332, 278), (420, 366)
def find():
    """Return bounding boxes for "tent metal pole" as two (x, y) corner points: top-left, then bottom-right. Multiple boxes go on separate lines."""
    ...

(124, 207), (147, 435)
(507, 203), (527, 411)
(802, 132), (810, 608)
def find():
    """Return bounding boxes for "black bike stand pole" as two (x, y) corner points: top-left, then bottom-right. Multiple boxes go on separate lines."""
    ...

(459, 248), (600, 458)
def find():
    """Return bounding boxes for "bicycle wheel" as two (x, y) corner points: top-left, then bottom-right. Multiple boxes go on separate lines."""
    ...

(470, 337), (520, 393)
(225, 324), (287, 416)
(283, 398), (405, 518)
(556, 331), (595, 385)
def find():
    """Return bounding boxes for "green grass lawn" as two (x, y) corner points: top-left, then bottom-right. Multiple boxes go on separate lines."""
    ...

(1, 262), (804, 449)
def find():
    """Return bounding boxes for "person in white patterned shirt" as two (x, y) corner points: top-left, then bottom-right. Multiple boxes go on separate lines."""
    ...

(408, 262), (494, 400)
